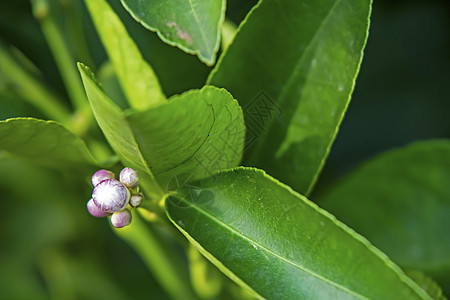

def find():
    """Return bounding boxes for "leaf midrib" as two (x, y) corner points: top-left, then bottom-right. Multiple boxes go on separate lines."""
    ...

(177, 196), (370, 299)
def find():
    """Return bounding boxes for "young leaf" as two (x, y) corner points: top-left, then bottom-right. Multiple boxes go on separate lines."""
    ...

(208, 0), (372, 195)
(120, 0), (226, 66)
(78, 62), (162, 197)
(318, 140), (450, 287)
(84, 0), (166, 110)
(79, 63), (244, 193)
(128, 86), (244, 188)
(0, 117), (95, 173)
(166, 167), (432, 299)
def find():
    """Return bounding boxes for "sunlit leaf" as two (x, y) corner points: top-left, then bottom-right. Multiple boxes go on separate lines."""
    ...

(209, 0), (372, 195)
(167, 167), (431, 299)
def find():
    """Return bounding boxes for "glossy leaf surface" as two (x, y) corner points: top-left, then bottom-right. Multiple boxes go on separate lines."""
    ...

(0, 117), (95, 172)
(78, 63), (152, 174)
(208, 0), (372, 195)
(319, 140), (450, 286)
(166, 167), (431, 299)
(79, 63), (244, 191)
(128, 86), (244, 188)
(120, 0), (225, 65)
(85, 0), (166, 110)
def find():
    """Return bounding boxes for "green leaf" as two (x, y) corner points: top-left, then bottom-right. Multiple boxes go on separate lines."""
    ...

(0, 117), (95, 173)
(208, 0), (372, 195)
(406, 271), (447, 300)
(79, 63), (244, 193)
(128, 85), (244, 188)
(166, 167), (431, 299)
(318, 140), (450, 287)
(97, 61), (128, 110)
(84, 0), (166, 110)
(78, 62), (162, 197)
(120, 0), (226, 66)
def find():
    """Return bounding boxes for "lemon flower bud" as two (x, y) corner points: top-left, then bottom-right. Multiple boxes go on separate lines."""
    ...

(119, 167), (139, 188)
(91, 169), (115, 187)
(92, 179), (130, 213)
(111, 209), (132, 228)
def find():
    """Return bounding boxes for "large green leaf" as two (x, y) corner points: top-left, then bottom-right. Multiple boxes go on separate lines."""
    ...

(318, 140), (450, 287)
(166, 167), (431, 299)
(79, 63), (244, 192)
(84, 0), (166, 110)
(0, 117), (95, 173)
(120, 0), (225, 66)
(128, 86), (244, 188)
(208, 0), (372, 195)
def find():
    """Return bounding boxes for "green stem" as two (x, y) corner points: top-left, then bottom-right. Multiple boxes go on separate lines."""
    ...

(32, 0), (89, 114)
(0, 45), (71, 123)
(221, 18), (238, 51)
(114, 211), (197, 300)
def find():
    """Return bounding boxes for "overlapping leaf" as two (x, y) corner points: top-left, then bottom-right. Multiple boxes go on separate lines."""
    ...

(78, 63), (244, 192)
(78, 63), (153, 176)
(128, 86), (244, 188)
(84, 0), (166, 110)
(166, 167), (432, 299)
(209, 0), (372, 195)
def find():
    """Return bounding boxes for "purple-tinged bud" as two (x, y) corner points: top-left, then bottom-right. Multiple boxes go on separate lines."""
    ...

(130, 194), (143, 207)
(87, 198), (110, 218)
(119, 167), (139, 188)
(92, 179), (130, 213)
(92, 169), (115, 187)
(111, 209), (132, 228)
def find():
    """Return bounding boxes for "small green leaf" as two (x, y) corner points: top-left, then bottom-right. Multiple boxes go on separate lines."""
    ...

(318, 140), (450, 288)
(166, 167), (431, 299)
(120, 0), (226, 66)
(84, 0), (166, 110)
(79, 63), (244, 193)
(208, 0), (372, 195)
(128, 86), (244, 188)
(0, 117), (95, 173)
(78, 62), (162, 197)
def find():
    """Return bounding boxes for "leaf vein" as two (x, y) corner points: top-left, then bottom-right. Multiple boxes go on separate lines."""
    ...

(183, 200), (370, 300)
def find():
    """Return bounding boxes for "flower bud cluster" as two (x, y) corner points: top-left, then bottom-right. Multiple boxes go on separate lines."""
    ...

(87, 167), (143, 228)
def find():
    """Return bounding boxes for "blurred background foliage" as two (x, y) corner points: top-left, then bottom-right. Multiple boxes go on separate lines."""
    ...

(0, 0), (449, 299)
